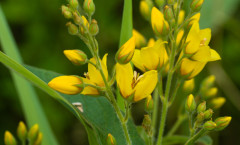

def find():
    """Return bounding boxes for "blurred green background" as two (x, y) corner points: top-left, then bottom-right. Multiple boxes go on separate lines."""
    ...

(0, 0), (240, 144)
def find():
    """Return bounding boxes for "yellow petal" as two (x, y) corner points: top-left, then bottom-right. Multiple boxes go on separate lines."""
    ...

(189, 13), (201, 26)
(191, 46), (211, 62)
(176, 29), (184, 47)
(209, 49), (221, 61)
(116, 63), (134, 98)
(180, 58), (206, 79)
(48, 76), (82, 95)
(63, 49), (87, 65)
(132, 49), (146, 72)
(141, 46), (159, 70)
(88, 54), (108, 86)
(151, 7), (169, 35)
(186, 22), (201, 54)
(118, 36), (136, 57)
(199, 28), (211, 46)
(134, 70), (158, 102)
(152, 39), (168, 67)
(147, 38), (155, 47)
(133, 29), (146, 48)
(81, 78), (99, 95)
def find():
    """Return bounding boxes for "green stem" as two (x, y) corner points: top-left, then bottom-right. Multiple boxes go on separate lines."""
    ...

(158, 73), (164, 102)
(168, 79), (183, 107)
(167, 114), (187, 136)
(185, 129), (207, 145)
(152, 88), (159, 143)
(124, 102), (130, 122)
(189, 113), (194, 137)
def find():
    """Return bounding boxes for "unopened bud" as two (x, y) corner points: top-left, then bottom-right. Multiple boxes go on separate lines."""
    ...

(186, 13), (200, 28)
(140, 0), (153, 21)
(201, 75), (215, 89)
(196, 112), (205, 123)
(203, 87), (218, 99)
(17, 121), (27, 142)
(80, 16), (89, 35)
(197, 101), (206, 113)
(69, 0), (79, 9)
(167, 0), (175, 5)
(210, 97), (226, 109)
(64, 49), (87, 65)
(183, 79), (194, 93)
(151, 7), (169, 36)
(215, 116), (231, 131)
(4, 131), (17, 145)
(164, 5), (174, 21)
(204, 121), (216, 131)
(203, 109), (213, 120)
(147, 38), (155, 47)
(34, 132), (43, 145)
(142, 115), (152, 135)
(107, 133), (116, 145)
(145, 95), (154, 112)
(191, 0), (204, 12)
(155, 0), (165, 7)
(73, 12), (81, 25)
(28, 124), (39, 143)
(48, 75), (84, 95)
(89, 19), (99, 36)
(66, 22), (78, 35)
(133, 29), (146, 48)
(83, 0), (95, 16)
(61, 5), (72, 19)
(115, 36), (135, 64)
(185, 94), (196, 112)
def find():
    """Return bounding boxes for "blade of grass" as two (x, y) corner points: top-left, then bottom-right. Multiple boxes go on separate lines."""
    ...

(117, 0), (133, 111)
(0, 5), (59, 145)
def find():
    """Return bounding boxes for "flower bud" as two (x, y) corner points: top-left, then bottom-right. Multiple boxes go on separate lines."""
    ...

(215, 116), (231, 131)
(133, 29), (146, 48)
(204, 87), (218, 99)
(140, 0), (153, 21)
(183, 79), (194, 93)
(64, 49), (87, 65)
(155, 0), (165, 7)
(4, 131), (17, 145)
(69, 0), (79, 9)
(83, 0), (95, 16)
(17, 121), (27, 142)
(142, 115), (152, 135)
(178, 10), (185, 25)
(210, 97), (226, 109)
(89, 19), (99, 36)
(191, 0), (204, 12)
(167, 0), (175, 5)
(28, 124), (39, 143)
(203, 109), (213, 120)
(61, 5), (72, 19)
(151, 7), (169, 37)
(164, 5), (174, 22)
(147, 38), (155, 47)
(145, 95), (154, 112)
(80, 16), (89, 35)
(66, 22), (78, 35)
(196, 112), (205, 123)
(186, 13), (200, 28)
(107, 133), (116, 145)
(48, 75), (84, 95)
(115, 36), (135, 64)
(185, 94), (196, 112)
(34, 132), (43, 145)
(72, 12), (81, 25)
(204, 121), (216, 131)
(197, 101), (206, 113)
(201, 75), (215, 90)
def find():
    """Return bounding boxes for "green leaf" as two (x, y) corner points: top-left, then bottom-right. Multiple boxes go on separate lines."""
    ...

(118, 0), (133, 112)
(0, 5), (58, 145)
(163, 135), (212, 145)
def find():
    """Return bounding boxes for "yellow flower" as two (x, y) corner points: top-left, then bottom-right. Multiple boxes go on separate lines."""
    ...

(48, 75), (83, 95)
(116, 63), (158, 102)
(183, 78), (195, 92)
(188, 13), (200, 27)
(81, 54), (109, 95)
(80, 16), (89, 34)
(151, 7), (169, 36)
(116, 36), (136, 64)
(4, 131), (17, 145)
(133, 29), (146, 48)
(64, 49), (87, 65)
(132, 39), (168, 72)
(210, 97), (226, 109)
